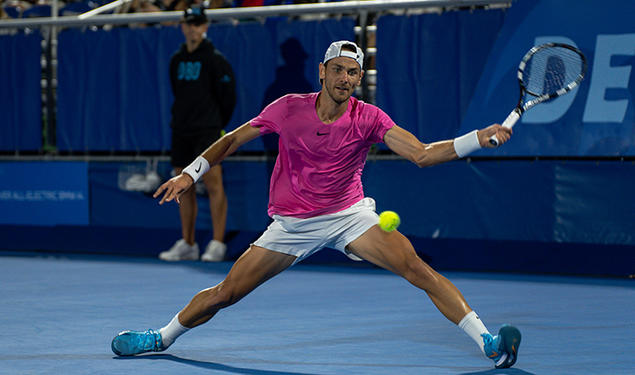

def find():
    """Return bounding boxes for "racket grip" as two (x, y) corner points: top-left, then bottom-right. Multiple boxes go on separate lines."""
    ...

(489, 110), (520, 146)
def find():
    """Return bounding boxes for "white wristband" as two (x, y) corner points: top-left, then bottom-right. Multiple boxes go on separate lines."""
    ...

(453, 130), (481, 158)
(182, 156), (210, 183)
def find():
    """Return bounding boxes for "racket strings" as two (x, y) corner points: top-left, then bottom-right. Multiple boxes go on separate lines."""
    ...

(523, 46), (584, 97)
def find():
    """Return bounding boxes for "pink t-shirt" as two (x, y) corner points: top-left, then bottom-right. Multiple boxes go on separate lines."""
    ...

(250, 92), (396, 218)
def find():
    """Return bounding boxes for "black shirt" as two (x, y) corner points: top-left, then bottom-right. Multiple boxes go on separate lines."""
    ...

(169, 39), (236, 135)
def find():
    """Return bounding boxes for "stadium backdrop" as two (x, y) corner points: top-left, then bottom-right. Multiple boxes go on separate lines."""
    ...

(1, 0), (633, 275)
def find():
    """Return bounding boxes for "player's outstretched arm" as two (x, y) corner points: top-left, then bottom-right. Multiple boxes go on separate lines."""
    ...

(153, 122), (261, 204)
(383, 124), (512, 168)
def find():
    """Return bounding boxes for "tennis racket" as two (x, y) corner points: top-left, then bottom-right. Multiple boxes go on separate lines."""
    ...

(490, 42), (587, 146)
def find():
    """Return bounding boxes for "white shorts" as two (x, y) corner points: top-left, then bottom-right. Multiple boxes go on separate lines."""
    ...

(252, 197), (379, 265)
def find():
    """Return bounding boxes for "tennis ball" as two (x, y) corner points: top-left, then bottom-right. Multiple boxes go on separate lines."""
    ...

(378, 211), (400, 232)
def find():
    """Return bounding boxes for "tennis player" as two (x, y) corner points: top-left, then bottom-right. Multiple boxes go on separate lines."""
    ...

(112, 40), (520, 369)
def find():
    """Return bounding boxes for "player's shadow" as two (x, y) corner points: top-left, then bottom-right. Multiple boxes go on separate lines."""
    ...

(260, 37), (315, 175)
(459, 368), (536, 375)
(261, 37), (314, 108)
(118, 353), (323, 375)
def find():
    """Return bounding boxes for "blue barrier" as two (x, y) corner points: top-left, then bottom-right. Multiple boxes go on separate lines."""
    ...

(376, 8), (506, 144)
(3, 1), (633, 155)
(56, 18), (355, 152)
(363, 159), (635, 246)
(2, 2), (634, 276)
(89, 159), (634, 246)
(57, 27), (179, 152)
(2, 159), (633, 276)
(377, 0), (634, 156)
(460, 0), (635, 156)
(0, 32), (42, 151)
(0, 162), (89, 225)
(88, 160), (271, 232)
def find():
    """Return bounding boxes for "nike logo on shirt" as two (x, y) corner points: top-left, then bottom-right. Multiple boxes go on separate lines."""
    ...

(316, 131), (329, 136)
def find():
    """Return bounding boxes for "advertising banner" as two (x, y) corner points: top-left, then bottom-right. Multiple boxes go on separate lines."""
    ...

(460, 0), (634, 156)
(0, 162), (89, 226)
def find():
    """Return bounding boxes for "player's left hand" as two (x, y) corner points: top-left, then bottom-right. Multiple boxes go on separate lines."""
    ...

(153, 173), (194, 205)
(478, 124), (512, 148)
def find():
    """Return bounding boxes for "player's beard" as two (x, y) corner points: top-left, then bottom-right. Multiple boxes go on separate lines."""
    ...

(325, 83), (352, 105)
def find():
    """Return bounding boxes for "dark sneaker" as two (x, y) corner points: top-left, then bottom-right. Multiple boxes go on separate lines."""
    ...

(482, 325), (521, 369)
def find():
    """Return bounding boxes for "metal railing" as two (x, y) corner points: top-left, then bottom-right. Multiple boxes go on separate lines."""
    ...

(0, 0), (511, 28)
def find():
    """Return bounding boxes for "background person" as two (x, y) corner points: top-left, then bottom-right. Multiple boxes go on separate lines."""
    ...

(158, 5), (236, 262)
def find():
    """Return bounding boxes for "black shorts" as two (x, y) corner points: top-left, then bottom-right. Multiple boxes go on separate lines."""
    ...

(171, 128), (222, 168)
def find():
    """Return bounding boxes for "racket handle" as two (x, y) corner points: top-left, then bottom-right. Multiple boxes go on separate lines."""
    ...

(489, 109), (520, 146)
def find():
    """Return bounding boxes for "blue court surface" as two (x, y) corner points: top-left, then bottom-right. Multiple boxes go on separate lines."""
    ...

(1, 251), (633, 375)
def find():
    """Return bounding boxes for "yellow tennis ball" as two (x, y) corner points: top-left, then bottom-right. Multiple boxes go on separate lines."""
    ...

(378, 211), (400, 232)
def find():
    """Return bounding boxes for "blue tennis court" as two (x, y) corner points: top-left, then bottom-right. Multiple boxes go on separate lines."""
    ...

(1, 251), (633, 375)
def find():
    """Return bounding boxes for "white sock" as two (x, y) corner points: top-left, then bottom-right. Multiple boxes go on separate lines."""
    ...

(458, 310), (490, 353)
(158, 313), (190, 348)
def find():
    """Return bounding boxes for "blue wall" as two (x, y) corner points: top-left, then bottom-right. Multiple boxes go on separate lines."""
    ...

(377, 0), (635, 156)
(0, 162), (89, 225)
(376, 8), (506, 145)
(56, 17), (355, 152)
(0, 32), (41, 151)
(1, 0), (634, 276)
(4, 0), (633, 154)
(1, 159), (633, 276)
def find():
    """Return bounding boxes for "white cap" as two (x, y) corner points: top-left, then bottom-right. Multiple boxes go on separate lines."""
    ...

(323, 40), (364, 69)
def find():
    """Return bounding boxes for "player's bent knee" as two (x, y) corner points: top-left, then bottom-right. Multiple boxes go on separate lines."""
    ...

(402, 258), (439, 288)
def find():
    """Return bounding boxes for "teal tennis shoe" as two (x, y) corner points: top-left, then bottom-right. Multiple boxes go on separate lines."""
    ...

(482, 325), (521, 369)
(111, 329), (164, 356)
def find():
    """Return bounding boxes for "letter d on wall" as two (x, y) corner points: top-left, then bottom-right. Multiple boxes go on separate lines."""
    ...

(583, 34), (635, 123)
